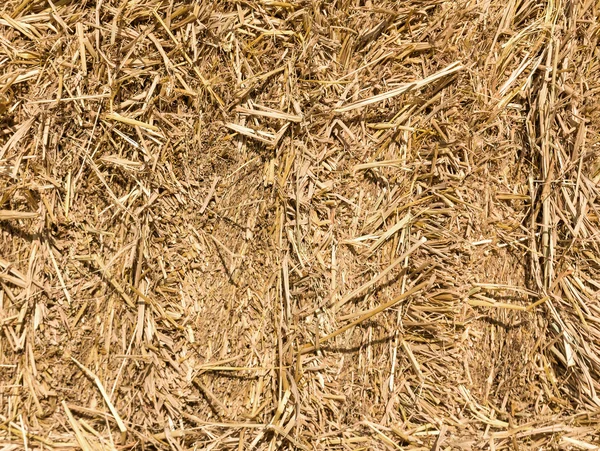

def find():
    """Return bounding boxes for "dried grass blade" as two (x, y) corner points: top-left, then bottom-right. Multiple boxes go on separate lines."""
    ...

(334, 62), (463, 113)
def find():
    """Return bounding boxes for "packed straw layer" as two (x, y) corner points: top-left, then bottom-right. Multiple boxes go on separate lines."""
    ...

(1, 0), (599, 449)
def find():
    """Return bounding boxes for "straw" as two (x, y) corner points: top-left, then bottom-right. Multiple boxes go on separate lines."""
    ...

(1, 0), (600, 449)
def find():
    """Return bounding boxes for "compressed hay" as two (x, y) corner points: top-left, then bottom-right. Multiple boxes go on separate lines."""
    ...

(1, 0), (600, 449)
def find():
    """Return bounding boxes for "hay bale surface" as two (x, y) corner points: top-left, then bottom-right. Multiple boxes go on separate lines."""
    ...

(1, 0), (599, 449)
